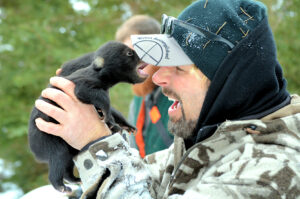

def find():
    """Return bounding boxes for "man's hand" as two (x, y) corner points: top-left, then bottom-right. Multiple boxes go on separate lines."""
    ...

(35, 76), (111, 150)
(56, 68), (62, 75)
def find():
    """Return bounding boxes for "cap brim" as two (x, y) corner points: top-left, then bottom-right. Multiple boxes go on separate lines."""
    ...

(131, 34), (193, 66)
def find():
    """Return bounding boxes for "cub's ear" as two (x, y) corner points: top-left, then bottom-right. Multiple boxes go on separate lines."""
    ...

(93, 56), (104, 71)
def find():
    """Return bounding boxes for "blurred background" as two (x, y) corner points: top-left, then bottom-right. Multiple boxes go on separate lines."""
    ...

(0, 0), (299, 198)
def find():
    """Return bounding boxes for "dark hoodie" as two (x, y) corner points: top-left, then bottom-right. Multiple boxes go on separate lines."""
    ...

(185, 17), (290, 148)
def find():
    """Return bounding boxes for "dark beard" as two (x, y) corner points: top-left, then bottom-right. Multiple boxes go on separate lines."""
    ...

(163, 87), (197, 138)
(168, 117), (197, 139)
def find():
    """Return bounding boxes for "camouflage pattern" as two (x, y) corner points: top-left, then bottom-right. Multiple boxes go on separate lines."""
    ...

(74, 95), (300, 199)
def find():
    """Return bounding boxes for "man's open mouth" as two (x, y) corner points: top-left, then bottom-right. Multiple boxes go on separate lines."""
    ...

(168, 97), (181, 111)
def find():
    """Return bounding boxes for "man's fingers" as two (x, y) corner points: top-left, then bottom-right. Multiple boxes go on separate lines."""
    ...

(35, 118), (62, 136)
(41, 88), (73, 110)
(35, 99), (66, 123)
(56, 68), (62, 75)
(49, 77), (76, 99)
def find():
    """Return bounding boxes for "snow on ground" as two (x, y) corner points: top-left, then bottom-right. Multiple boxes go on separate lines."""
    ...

(20, 185), (81, 199)
(0, 158), (81, 199)
(0, 182), (23, 199)
(0, 159), (23, 199)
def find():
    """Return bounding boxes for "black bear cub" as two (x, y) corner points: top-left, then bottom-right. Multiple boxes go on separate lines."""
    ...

(28, 41), (147, 192)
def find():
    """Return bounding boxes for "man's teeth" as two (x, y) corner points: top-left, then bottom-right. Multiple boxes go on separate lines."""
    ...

(169, 99), (180, 110)
(173, 102), (178, 109)
(168, 97), (176, 102)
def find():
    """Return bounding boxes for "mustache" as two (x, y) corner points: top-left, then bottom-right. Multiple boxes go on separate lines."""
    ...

(162, 88), (181, 101)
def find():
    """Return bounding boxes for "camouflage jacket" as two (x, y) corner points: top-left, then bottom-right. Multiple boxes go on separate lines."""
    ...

(74, 95), (300, 199)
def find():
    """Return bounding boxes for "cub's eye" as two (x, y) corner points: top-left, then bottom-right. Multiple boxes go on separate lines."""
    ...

(126, 50), (134, 57)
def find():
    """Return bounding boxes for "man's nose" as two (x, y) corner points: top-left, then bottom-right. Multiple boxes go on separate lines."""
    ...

(152, 67), (171, 87)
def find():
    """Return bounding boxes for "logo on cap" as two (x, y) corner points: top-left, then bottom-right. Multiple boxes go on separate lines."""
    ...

(133, 40), (164, 66)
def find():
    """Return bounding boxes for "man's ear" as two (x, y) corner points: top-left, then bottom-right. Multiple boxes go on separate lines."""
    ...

(93, 56), (104, 71)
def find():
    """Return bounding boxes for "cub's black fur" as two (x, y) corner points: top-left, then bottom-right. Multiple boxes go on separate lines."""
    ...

(28, 41), (145, 192)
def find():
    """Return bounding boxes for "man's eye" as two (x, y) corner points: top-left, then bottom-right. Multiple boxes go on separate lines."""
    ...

(176, 66), (184, 71)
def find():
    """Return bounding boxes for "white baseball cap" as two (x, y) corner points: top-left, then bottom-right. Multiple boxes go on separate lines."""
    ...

(131, 34), (193, 66)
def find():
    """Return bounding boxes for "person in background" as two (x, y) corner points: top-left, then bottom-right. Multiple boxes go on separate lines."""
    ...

(115, 15), (173, 157)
